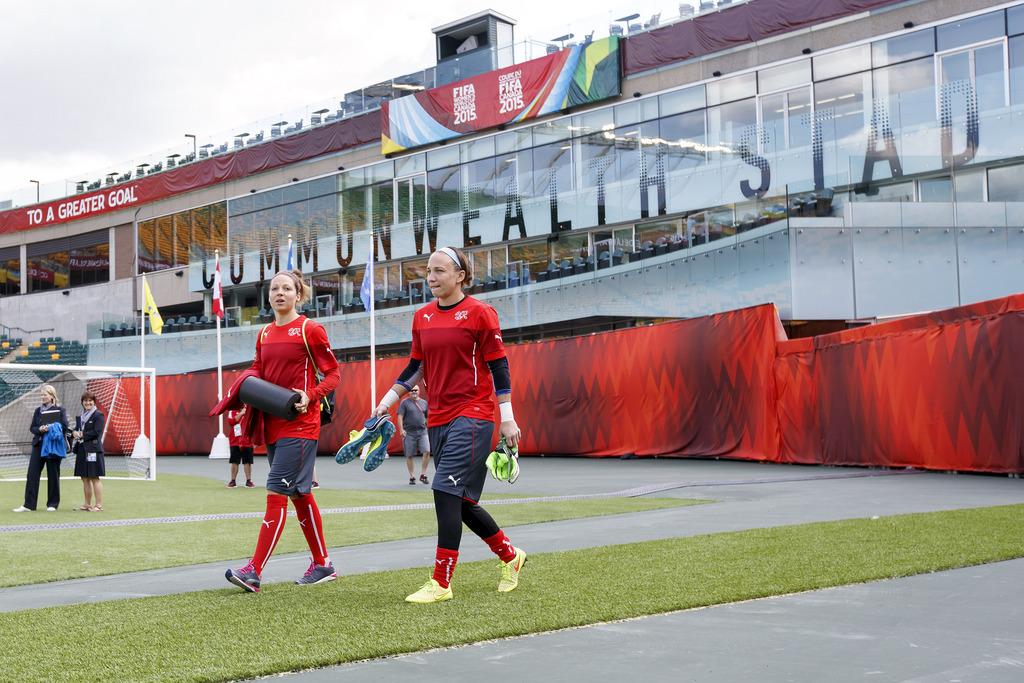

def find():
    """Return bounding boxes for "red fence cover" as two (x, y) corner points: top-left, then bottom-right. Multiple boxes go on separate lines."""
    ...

(152, 303), (784, 459)
(777, 294), (1024, 472)
(147, 294), (1023, 473)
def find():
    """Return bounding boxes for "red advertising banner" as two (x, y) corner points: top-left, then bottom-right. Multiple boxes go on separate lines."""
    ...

(382, 37), (620, 154)
(0, 114), (380, 235)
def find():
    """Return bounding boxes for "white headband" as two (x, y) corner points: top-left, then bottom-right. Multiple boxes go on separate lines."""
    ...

(438, 247), (462, 268)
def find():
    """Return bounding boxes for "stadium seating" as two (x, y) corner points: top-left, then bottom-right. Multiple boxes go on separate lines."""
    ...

(8, 336), (87, 368)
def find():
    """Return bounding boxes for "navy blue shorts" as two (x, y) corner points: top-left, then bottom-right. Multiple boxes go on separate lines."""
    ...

(428, 417), (493, 503)
(229, 446), (254, 465)
(265, 438), (317, 496)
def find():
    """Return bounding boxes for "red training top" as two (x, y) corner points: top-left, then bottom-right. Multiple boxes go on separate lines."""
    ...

(225, 409), (252, 447)
(410, 295), (506, 427)
(251, 315), (340, 444)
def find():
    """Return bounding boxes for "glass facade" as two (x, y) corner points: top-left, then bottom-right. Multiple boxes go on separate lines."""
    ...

(24, 230), (109, 293)
(139, 202), (226, 274)
(0, 247), (19, 296)
(0, 5), (969, 323)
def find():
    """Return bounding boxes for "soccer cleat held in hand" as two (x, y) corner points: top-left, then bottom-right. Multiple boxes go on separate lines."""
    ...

(486, 437), (520, 484)
(362, 418), (396, 472)
(336, 415), (392, 465)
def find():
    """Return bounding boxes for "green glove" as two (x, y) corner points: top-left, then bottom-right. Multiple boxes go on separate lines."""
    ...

(486, 437), (520, 484)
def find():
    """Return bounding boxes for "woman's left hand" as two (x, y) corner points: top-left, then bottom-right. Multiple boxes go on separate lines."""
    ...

(292, 388), (310, 414)
(499, 419), (521, 450)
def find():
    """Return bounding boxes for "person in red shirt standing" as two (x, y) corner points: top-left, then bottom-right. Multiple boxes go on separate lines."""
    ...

(225, 405), (255, 488)
(225, 269), (341, 592)
(374, 246), (526, 604)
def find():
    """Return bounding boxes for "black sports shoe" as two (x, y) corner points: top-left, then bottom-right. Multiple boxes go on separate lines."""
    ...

(295, 561), (337, 585)
(409, 477), (416, 485)
(225, 564), (261, 592)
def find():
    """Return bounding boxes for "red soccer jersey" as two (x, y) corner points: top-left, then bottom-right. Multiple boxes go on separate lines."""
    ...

(411, 296), (507, 427)
(225, 409), (252, 447)
(251, 316), (340, 444)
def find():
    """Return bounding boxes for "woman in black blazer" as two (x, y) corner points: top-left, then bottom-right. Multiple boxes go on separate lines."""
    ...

(12, 384), (68, 512)
(72, 391), (106, 512)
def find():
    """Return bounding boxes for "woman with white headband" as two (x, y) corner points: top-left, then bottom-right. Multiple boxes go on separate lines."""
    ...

(374, 245), (526, 603)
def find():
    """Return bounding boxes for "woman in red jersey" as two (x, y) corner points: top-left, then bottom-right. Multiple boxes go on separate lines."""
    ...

(374, 246), (526, 604)
(224, 269), (340, 592)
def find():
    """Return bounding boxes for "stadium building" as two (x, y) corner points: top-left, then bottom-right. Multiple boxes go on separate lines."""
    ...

(0, 0), (1021, 466)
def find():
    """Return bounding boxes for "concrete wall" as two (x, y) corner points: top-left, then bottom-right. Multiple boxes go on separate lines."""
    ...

(0, 278), (134, 342)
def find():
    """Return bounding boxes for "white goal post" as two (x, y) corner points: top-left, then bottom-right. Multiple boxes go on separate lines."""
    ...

(0, 363), (157, 481)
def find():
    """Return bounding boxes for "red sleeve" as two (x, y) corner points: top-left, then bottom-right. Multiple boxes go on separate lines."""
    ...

(477, 305), (506, 362)
(410, 316), (423, 361)
(226, 410), (238, 428)
(306, 322), (340, 403)
(251, 326), (266, 377)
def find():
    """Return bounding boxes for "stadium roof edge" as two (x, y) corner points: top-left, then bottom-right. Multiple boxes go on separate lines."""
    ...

(432, 9), (517, 34)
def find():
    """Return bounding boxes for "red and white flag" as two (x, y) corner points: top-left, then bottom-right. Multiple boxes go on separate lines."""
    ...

(212, 253), (224, 319)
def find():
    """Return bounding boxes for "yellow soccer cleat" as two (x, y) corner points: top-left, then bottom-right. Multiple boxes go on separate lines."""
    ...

(405, 578), (453, 604)
(497, 547), (527, 593)
(335, 429), (366, 464)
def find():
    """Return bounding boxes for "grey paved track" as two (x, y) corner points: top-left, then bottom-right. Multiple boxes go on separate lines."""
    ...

(303, 559), (1024, 683)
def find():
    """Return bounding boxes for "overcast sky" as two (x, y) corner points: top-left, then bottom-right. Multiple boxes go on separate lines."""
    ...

(0, 0), (649, 204)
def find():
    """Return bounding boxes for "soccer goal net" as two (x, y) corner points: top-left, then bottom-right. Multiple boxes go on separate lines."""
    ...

(0, 363), (156, 481)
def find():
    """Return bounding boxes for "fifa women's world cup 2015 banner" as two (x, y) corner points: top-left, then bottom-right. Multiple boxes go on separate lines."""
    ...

(381, 37), (621, 155)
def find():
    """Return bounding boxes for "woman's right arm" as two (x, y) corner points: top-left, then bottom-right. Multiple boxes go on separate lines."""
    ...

(374, 323), (423, 417)
(374, 360), (421, 417)
(29, 408), (42, 436)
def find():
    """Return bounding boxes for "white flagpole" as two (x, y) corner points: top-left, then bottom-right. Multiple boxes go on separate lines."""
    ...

(132, 274), (151, 459)
(216, 254), (224, 435)
(210, 251), (230, 459)
(369, 240), (376, 412)
(139, 274), (146, 432)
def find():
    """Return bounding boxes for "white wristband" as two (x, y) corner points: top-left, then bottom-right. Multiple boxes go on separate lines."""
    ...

(499, 402), (514, 422)
(378, 389), (400, 411)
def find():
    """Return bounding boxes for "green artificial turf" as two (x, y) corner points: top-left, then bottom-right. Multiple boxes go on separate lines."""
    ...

(2, 504), (1023, 683)
(0, 473), (701, 586)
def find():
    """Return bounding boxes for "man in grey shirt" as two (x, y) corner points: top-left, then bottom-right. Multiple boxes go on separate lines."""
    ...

(397, 386), (430, 485)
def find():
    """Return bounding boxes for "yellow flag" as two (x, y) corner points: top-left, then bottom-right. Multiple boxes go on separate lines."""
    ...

(143, 277), (164, 335)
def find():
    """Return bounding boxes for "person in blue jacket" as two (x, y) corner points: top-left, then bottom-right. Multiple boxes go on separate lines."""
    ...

(12, 384), (68, 512)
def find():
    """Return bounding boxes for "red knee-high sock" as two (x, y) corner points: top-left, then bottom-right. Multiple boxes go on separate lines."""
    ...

(483, 530), (517, 563)
(251, 494), (289, 575)
(293, 493), (329, 566)
(433, 547), (459, 588)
